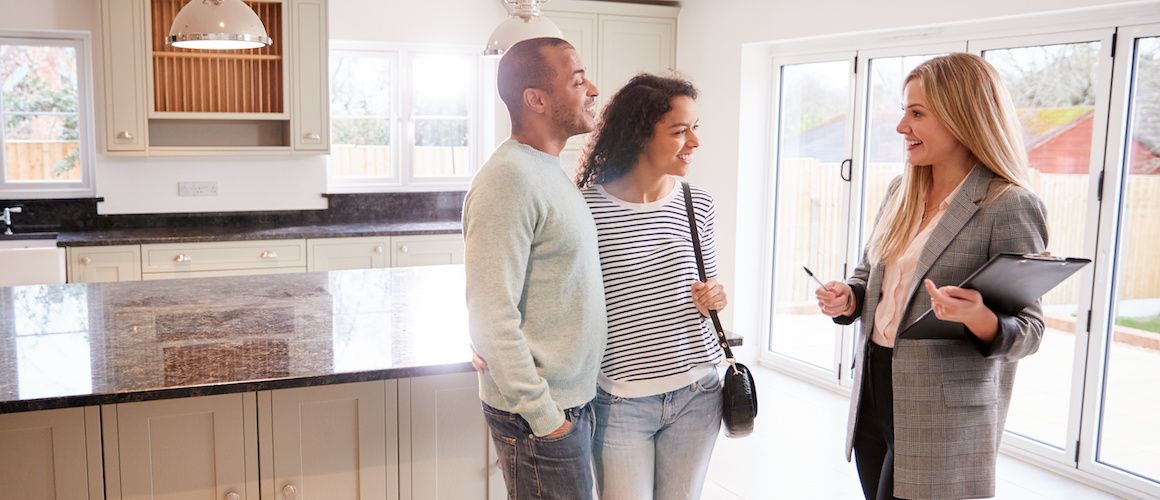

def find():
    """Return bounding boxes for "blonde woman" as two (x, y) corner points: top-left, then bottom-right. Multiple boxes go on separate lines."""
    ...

(815, 53), (1048, 499)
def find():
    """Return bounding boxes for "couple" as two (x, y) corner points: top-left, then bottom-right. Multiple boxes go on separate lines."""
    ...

(463, 37), (727, 500)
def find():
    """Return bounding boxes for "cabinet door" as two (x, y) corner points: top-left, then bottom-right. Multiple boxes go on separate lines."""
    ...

(391, 234), (464, 268)
(267, 381), (395, 500)
(0, 407), (101, 500)
(67, 245), (142, 283)
(105, 393), (258, 500)
(307, 236), (391, 272)
(100, 0), (147, 151)
(401, 372), (489, 500)
(597, 16), (676, 96)
(291, 0), (330, 151)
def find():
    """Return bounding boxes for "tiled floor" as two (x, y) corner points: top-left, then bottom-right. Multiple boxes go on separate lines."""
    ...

(700, 364), (1121, 499)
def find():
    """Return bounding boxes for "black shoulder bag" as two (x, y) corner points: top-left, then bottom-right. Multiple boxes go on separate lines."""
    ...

(681, 182), (758, 438)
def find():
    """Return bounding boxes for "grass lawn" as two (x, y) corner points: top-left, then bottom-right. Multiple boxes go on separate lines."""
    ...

(1116, 315), (1160, 334)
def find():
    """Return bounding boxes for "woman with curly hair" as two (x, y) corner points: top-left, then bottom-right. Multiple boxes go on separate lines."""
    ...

(578, 73), (729, 500)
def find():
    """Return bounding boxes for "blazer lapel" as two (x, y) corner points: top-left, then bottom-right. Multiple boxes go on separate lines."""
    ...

(902, 165), (994, 310)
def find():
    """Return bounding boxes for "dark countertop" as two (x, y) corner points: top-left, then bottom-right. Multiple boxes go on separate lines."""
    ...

(53, 220), (463, 247)
(0, 265), (474, 413)
(0, 264), (743, 414)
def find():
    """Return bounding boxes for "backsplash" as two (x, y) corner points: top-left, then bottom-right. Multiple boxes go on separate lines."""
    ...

(0, 192), (465, 233)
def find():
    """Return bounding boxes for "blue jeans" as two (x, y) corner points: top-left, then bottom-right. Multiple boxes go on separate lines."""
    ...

(592, 370), (723, 500)
(482, 401), (595, 500)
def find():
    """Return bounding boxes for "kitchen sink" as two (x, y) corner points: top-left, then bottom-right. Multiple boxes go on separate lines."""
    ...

(0, 236), (66, 286)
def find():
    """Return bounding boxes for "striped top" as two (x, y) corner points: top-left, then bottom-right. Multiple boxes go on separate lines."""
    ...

(582, 181), (724, 398)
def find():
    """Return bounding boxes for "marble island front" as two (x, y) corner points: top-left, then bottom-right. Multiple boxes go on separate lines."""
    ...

(0, 264), (474, 414)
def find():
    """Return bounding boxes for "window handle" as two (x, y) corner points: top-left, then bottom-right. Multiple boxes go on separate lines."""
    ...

(840, 158), (852, 182)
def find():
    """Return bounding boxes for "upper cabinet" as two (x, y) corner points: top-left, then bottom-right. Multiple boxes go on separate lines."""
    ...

(541, 0), (678, 153)
(100, 0), (329, 155)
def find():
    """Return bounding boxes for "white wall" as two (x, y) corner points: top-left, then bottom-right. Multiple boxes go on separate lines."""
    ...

(0, 0), (507, 214)
(674, 0), (1124, 337)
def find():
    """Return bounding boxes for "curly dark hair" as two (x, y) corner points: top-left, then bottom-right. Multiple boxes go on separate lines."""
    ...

(576, 73), (698, 188)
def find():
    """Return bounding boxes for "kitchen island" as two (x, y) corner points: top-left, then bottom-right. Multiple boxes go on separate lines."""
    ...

(0, 265), (489, 500)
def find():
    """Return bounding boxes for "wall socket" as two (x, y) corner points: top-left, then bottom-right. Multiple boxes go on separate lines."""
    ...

(177, 181), (219, 197)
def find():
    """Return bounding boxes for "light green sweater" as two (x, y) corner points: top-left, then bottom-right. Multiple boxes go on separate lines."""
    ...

(462, 139), (607, 436)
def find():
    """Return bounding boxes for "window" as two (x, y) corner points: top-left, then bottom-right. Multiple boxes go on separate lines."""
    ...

(0, 32), (95, 198)
(328, 43), (483, 192)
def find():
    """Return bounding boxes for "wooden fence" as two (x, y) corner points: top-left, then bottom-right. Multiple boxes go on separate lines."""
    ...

(331, 145), (469, 178)
(774, 159), (1160, 307)
(4, 141), (80, 181)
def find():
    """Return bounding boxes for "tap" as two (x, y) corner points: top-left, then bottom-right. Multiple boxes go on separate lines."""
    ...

(2, 206), (21, 235)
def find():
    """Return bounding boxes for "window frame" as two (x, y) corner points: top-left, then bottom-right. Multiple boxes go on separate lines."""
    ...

(0, 30), (96, 199)
(327, 42), (486, 193)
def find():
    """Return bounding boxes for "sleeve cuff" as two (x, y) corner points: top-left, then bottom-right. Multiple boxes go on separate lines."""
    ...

(522, 401), (566, 437)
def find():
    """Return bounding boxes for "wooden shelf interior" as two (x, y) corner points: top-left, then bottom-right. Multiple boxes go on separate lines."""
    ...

(151, 0), (284, 114)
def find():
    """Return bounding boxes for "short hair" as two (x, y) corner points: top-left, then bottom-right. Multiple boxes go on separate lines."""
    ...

(496, 37), (575, 117)
(576, 73), (698, 188)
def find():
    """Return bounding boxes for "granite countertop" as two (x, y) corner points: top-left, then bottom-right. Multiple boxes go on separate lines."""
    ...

(0, 265), (474, 413)
(54, 220), (463, 247)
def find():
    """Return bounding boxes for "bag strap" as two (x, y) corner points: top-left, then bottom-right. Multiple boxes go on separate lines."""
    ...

(681, 181), (736, 362)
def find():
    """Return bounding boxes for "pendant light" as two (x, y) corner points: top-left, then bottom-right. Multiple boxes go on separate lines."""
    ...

(483, 0), (563, 57)
(167, 0), (273, 50)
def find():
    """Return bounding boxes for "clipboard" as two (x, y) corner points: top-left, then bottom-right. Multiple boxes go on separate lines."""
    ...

(899, 252), (1091, 339)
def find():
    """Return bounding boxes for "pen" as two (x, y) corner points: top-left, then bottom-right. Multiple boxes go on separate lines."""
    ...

(802, 266), (827, 289)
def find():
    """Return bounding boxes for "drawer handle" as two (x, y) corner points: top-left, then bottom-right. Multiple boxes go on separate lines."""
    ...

(399, 245), (409, 253)
(260, 250), (279, 259)
(174, 254), (192, 263)
(116, 130), (135, 141)
(282, 484), (298, 498)
(302, 132), (320, 141)
(374, 245), (384, 254)
(80, 256), (92, 264)
(225, 492), (240, 500)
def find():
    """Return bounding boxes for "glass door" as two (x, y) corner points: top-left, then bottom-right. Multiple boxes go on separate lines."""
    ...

(764, 53), (855, 381)
(1083, 25), (1160, 496)
(972, 30), (1114, 464)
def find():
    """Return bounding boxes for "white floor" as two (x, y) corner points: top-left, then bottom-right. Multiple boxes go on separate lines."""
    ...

(701, 364), (1121, 500)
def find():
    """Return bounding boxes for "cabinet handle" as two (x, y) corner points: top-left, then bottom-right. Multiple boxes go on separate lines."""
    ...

(116, 130), (135, 141)
(302, 132), (321, 141)
(260, 250), (279, 259)
(399, 245), (409, 253)
(80, 256), (92, 265)
(374, 245), (384, 254)
(225, 492), (240, 500)
(174, 254), (192, 263)
(282, 484), (298, 498)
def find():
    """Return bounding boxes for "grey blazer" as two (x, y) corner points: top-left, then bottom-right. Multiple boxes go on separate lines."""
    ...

(836, 165), (1048, 499)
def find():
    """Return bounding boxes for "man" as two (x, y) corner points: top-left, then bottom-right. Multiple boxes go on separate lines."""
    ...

(462, 37), (605, 499)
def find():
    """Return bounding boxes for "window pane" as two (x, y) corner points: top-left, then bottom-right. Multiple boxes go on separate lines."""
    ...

(768, 60), (851, 372)
(330, 52), (392, 180)
(985, 41), (1100, 451)
(0, 44), (79, 113)
(1098, 35), (1160, 482)
(1, 42), (84, 184)
(414, 119), (469, 177)
(329, 53), (391, 117)
(412, 53), (471, 116)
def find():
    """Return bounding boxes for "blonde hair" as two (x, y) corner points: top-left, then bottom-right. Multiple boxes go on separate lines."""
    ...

(868, 52), (1031, 265)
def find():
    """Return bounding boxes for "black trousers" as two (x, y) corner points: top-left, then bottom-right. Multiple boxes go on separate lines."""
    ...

(853, 342), (903, 500)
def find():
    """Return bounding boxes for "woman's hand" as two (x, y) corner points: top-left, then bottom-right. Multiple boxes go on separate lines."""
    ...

(691, 278), (728, 316)
(470, 345), (489, 372)
(816, 281), (855, 318)
(924, 279), (999, 342)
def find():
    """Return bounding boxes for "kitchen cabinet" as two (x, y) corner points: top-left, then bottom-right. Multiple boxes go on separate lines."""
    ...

(140, 239), (308, 279)
(261, 381), (397, 500)
(392, 234), (464, 268)
(102, 393), (259, 500)
(0, 407), (103, 500)
(399, 372), (490, 500)
(543, 0), (679, 155)
(67, 245), (142, 283)
(306, 236), (391, 272)
(99, 0), (329, 154)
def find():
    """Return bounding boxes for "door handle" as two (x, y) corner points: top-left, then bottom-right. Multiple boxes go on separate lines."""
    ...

(840, 158), (852, 182)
